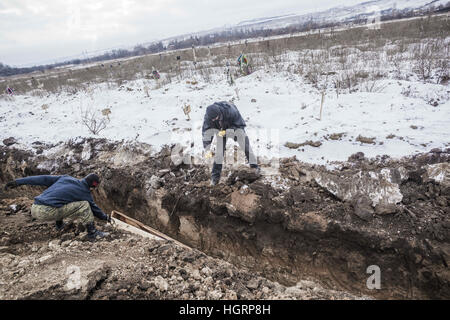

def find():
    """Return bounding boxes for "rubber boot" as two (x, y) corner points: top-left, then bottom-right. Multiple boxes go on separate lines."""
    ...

(86, 222), (109, 241)
(250, 164), (261, 175)
(210, 176), (220, 186)
(55, 220), (65, 231)
(211, 163), (222, 186)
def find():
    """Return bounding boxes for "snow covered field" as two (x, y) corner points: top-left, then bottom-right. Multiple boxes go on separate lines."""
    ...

(1, 14), (449, 167)
(1, 65), (448, 166)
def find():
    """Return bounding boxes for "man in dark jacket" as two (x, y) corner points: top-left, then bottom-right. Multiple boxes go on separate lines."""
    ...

(4, 173), (110, 241)
(202, 101), (259, 185)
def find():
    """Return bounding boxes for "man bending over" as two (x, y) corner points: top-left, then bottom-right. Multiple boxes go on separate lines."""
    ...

(4, 173), (110, 241)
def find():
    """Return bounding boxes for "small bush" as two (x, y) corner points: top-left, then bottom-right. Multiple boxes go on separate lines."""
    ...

(79, 105), (110, 135)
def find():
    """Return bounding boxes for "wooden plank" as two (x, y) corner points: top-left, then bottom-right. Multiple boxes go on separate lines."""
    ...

(111, 217), (162, 240)
(111, 210), (191, 250)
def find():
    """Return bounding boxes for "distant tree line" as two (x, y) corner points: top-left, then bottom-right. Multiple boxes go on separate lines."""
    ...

(0, 62), (49, 77)
(1, 3), (447, 78)
(0, 41), (166, 77)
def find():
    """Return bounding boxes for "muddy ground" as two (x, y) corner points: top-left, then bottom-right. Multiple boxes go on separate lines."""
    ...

(0, 138), (448, 299)
(0, 198), (362, 300)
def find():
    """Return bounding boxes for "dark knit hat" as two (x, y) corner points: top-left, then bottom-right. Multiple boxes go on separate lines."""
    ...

(85, 173), (100, 188)
(206, 104), (221, 119)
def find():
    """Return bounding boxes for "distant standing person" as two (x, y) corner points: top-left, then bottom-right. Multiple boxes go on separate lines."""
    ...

(237, 53), (251, 75)
(202, 101), (260, 185)
(4, 173), (111, 241)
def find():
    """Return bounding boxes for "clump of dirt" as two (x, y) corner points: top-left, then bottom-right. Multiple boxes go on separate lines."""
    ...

(356, 135), (376, 144)
(284, 140), (322, 149)
(1, 139), (449, 299)
(325, 133), (345, 141)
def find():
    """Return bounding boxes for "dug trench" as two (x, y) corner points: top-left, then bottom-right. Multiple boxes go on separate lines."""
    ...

(1, 138), (448, 299)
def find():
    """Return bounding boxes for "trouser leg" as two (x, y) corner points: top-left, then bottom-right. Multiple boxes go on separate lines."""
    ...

(31, 201), (94, 225)
(211, 163), (222, 181)
(31, 205), (71, 230)
(212, 135), (227, 180)
(31, 204), (58, 221)
(56, 201), (95, 225)
(234, 129), (257, 167)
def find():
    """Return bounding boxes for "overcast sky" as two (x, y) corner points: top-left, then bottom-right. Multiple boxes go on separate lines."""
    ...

(0, 0), (366, 67)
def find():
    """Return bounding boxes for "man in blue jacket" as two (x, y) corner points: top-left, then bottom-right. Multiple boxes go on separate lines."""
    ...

(4, 173), (110, 241)
(202, 101), (259, 185)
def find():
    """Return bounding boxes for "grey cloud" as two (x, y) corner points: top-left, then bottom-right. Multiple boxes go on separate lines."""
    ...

(1, 0), (365, 66)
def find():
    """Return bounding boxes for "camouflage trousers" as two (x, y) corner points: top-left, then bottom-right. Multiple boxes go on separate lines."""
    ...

(31, 201), (94, 225)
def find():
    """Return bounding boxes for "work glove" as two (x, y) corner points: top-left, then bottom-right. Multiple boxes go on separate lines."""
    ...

(205, 150), (214, 159)
(218, 130), (226, 137)
(106, 214), (117, 228)
(4, 181), (18, 191)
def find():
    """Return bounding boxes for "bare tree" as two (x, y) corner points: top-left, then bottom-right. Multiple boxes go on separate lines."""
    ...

(80, 105), (110, 135)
